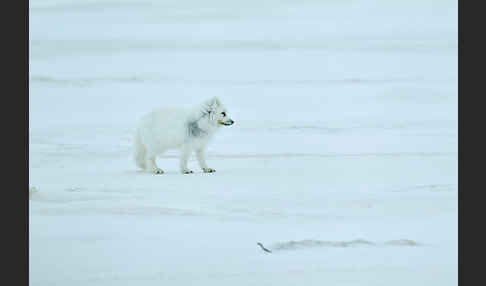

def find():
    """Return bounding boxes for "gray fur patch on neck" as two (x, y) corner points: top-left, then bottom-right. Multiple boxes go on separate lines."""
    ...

(187, 120), (206, 137)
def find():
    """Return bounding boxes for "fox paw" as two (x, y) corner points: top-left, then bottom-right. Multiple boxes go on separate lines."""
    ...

(182, 169), (194, 174)
(203, 168), (216, 173)
(153, 168), (164, 174)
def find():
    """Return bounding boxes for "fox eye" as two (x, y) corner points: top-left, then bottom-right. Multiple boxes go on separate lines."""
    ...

(221, 112), (226, 117)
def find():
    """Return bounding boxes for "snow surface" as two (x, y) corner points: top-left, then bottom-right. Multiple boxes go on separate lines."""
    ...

(29, 0), (458, 285)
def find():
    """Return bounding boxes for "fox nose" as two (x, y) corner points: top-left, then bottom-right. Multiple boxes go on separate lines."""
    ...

(229, 119), (234, 125)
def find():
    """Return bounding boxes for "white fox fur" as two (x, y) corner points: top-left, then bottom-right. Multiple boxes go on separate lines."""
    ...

(134, 97), (234, 174)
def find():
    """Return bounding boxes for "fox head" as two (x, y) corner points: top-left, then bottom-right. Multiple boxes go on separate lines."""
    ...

(204, 97), (234, 127)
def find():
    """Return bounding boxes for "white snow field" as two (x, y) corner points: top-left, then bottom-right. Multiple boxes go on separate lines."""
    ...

(29, 0), (457, 285)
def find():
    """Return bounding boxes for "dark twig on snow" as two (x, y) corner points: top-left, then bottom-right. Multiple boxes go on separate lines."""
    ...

(257, 242), (272, 253)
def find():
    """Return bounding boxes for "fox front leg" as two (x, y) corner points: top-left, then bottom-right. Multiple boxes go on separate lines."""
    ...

(147, 155), (164, 174)
(196, 149), (215, 173)
(180, 147), (194, 174)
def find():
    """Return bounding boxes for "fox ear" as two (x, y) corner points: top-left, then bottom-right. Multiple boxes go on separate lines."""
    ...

(208, 97), (221, 108)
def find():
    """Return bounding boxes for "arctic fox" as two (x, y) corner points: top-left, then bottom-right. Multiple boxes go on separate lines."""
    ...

(134, 97), (234, 174)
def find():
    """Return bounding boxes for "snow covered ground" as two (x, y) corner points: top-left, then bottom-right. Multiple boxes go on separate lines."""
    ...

(29, 0), (457, 285)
